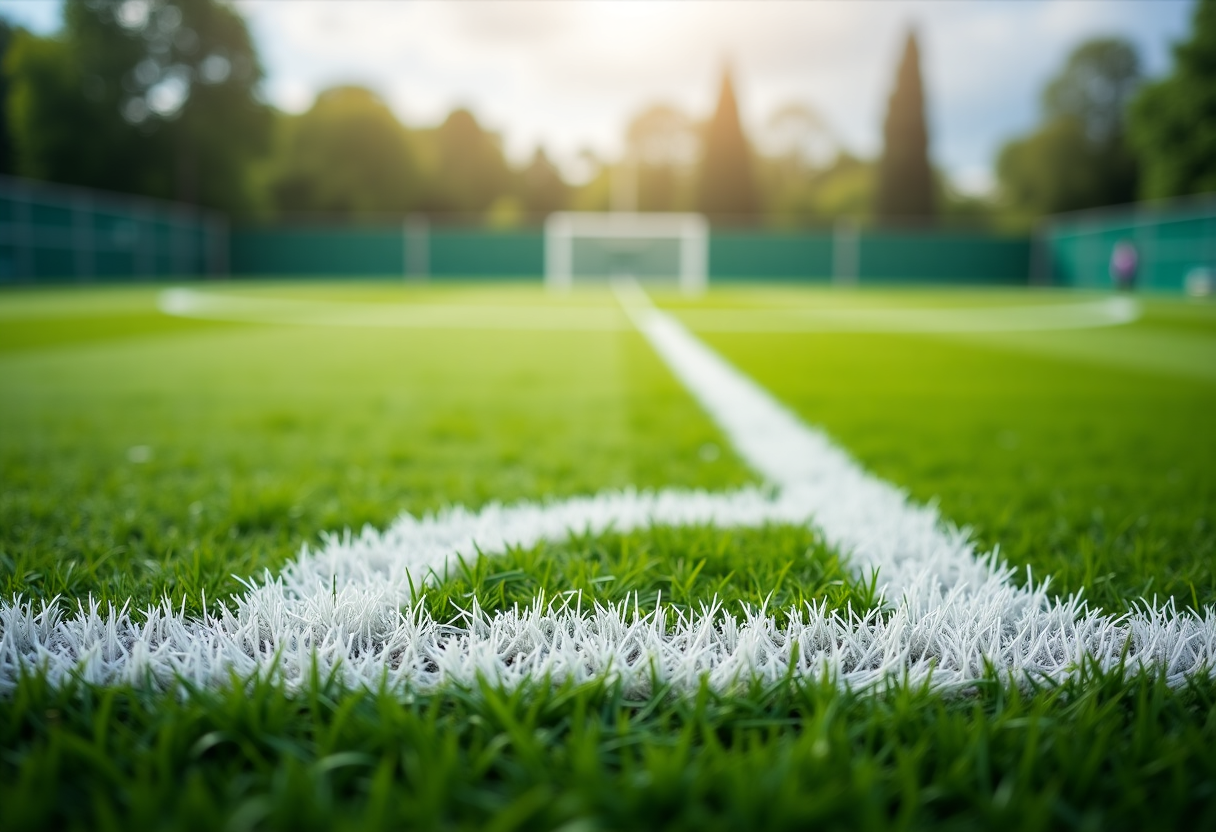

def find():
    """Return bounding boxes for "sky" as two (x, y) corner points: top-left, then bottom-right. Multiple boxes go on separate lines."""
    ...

(0, 0), (1197, 194)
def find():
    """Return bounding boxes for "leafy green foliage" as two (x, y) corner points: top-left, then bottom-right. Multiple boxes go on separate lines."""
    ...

(1043, 39), (1141, 146)
(760, 151), (877, 226)
(4, 0), (271, 213)
(269, 87), (422, 218)
(0, 18), (15, 174)
(997, 39), (1140, 223)
(624, 104), (699, 213)
(1130, 0), (1216, 198)
(519, 148), (568, 217)
(422, 108), (513, 215)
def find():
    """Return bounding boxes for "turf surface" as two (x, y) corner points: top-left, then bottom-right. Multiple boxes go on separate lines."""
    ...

(670, 288), (1216, 613)
(2, 282), (1215, 831)
(0, 285), (749, 610)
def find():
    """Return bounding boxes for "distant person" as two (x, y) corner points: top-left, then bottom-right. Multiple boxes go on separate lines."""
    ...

(1110, 241), (1139, 291)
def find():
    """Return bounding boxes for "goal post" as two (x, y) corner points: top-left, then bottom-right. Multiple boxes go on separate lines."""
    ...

(545, 212), (709, 294)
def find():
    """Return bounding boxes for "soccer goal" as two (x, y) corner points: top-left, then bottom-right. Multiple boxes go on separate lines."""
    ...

(544, 212), (709, 294)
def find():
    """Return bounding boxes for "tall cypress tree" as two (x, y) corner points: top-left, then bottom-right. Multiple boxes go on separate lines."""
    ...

(876, 30), (936, 224)
(698, 67), (760, 219)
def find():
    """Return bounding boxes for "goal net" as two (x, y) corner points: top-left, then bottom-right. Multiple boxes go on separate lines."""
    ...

(544, 212), (708, 293)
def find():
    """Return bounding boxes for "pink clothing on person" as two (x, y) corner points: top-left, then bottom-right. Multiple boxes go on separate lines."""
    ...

(1110, 241), (1138, 289)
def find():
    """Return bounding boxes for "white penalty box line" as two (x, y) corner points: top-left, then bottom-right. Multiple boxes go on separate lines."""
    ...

(0, 284), (1211, 695)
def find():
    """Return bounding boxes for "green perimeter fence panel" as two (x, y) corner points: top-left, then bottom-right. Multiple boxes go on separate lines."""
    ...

(707, 227), (1029, 285)
(857, 231), (1031, 284)
(428, 228), (544, 278)
(1041, 197), (1216, 292)
(0, 175), (226, 283)
(231, 227), (405, 277)
(709, 232), (834, 281)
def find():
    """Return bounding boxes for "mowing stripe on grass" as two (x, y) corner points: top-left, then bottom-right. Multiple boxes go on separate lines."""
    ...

(672, 296), (1140, 333)
(158, 288), (630, 331)
(158, 287), (1139, 334)
(1, 287), (1212, 695)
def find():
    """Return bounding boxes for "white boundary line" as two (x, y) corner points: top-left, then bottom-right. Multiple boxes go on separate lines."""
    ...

(157, 287), (1139, 334)
(674, 296), (1139, 332)
(1, 285), (1210, 695)
(157, 288), (630, 331)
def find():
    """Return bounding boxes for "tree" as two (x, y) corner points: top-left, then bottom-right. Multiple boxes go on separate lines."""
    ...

(1130, 0), (1216, 198)
(626, 104), (697, 212)
(760, 102), (836, 172)
(698, 67), (760, 219)
(423, 108), (510, 215)
(519, 147), (567, 216)
(5, 0), (270, 213)
(1044, 38), (1140, 144)
(997, 120), (1104, 218)
(997, 38), (1140, 219)
(876, 30), (936, 224)
(755, 102), (840, 224)
(0, 18), (16, 174)
(271, 86), (420, 217)
(811, 154), (875, 222)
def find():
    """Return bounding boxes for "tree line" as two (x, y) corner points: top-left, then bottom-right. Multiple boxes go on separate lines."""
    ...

(2, 0), (1213, 228)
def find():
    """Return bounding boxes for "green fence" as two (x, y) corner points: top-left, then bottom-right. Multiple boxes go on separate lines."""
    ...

(230, 224), (1029, 284)
(230, 225), (545, 279)
(709, 227), (1029, 284)
(709, 232), (834, 281)
(0, 175), (226, 283)
(429, 228), (543, 278)
(231, 226), (405, 276)
(1, 173), (1036, 287)
(1040, 196), (1216, 292)
(856, 231), (1030, 284)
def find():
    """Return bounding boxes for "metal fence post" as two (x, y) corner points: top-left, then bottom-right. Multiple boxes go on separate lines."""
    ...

(72, 188), (95, 281)
(208, 212), (229, 277)
(15, 180), (35, 280)
(832, 220), (859, 285)
(405, 214), (429, 280)
(1029, 220), (1050, 286)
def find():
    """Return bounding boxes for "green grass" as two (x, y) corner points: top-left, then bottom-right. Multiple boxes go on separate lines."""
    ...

(3, 282), (1216, 830)
(670, 288), (1216, 613)
(419, 523), (879, 624)
(4, 669), (1215, 831)
(0, 284), (749, 611)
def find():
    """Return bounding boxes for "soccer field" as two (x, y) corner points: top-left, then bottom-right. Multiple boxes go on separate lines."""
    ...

(2, 282), (1215, 829)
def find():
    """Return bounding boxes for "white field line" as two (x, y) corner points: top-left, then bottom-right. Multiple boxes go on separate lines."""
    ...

(1, 287), (1210, 695)
(158, 287), (1139, 335)
(157, 288), (630, 331)
(674, 296), (1140, 332)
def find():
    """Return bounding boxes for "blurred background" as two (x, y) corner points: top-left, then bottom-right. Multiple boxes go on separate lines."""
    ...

(0, 0), (1213, 289)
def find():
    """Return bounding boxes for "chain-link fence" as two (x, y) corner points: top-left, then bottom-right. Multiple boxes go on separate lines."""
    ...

(0, 175), (227, 283)
(1038, 195), (1216, 293)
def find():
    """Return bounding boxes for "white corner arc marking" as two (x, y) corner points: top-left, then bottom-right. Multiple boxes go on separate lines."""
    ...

(1, 286), (1209, 694)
